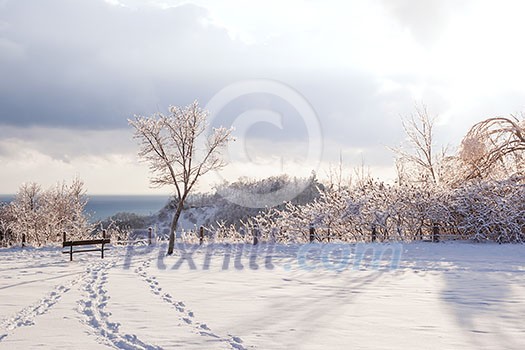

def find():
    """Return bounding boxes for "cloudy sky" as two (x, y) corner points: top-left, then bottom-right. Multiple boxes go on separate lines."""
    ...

(1, 0), (524, 194)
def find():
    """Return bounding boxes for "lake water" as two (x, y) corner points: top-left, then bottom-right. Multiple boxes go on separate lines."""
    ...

(85, 195), (170, 221)
(0, 195), (170, 221)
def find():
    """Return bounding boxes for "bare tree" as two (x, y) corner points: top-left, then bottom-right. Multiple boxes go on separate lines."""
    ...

(393, 105), (443, 185)
(129, 100), (233, 255)
(459, 115), (525, 181)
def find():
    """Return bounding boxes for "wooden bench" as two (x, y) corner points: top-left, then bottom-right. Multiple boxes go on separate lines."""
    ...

(62, 232), (110, 261)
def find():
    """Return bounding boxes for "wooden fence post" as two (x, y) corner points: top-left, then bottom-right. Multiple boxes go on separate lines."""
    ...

(432, 223), (440, 243)
(102, 230), (106, 259)
(270, 227), (277, 243)
(148, 227), (152, 245)
(65, 231), (72, 261)
(21, 233), (26, 247)
(199, 226), (204, 245)
(309, 224), (315, 243)
(371, 225), (377, 242)
(253, 225), (259, 245)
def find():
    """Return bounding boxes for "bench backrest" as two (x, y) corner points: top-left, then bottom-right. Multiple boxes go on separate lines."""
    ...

(63, 239), (110, 247)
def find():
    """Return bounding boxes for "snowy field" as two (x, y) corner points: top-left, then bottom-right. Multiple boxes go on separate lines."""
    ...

(0, 242), (524, 349)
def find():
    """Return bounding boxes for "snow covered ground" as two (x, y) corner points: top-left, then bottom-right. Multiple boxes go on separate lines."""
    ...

(0, 242), (524, 349)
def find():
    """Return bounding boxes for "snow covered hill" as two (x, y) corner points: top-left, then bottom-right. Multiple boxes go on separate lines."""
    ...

(0, 242), (524, 349)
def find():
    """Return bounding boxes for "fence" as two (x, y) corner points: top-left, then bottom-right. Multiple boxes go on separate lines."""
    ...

(137, 223), (464, 245)
(3, 223), (469, 249)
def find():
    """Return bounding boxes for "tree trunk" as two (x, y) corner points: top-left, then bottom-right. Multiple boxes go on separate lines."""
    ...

(167, 201), (185, 255)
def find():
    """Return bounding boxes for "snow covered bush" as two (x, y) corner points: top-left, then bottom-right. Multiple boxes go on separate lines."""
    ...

(212, 175), (525, 244)
(2, 179), (91, 246)
(448, 177), (525, 242)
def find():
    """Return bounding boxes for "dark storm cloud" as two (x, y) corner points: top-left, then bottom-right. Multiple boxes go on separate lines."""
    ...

(0, 0), (422, 160)
(0, 0), (241, 129)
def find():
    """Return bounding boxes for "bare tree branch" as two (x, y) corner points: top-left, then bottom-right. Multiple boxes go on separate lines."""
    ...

(391, 104), (441, 185)
(459, 115), (525, 181)
(129, 100), (233, 254)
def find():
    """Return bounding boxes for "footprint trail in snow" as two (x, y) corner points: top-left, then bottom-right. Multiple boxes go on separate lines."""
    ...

(0, 268), (83, 341)
(78, 259), (162, 350)
(135, 257), (248, 350)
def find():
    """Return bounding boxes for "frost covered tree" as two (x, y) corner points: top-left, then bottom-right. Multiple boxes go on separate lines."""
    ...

(393, 105), (445, 185)
(0, 202), (14, 246)
(44, 179), (90, 241)
(5, 179), (90, 246)
(459, 116), (525, 181)
(8, 182), (45, 245)
(129, 101), (233, 255)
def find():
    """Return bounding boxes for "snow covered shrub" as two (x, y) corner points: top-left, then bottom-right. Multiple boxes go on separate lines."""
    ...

(96, 212), (156, 244)
(238, 175), (522, 244)
(448, 177), (525, 242)
(247, 183), (369, 243)
(196, 173), (525, 244)
(4, 179), (91, 246)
